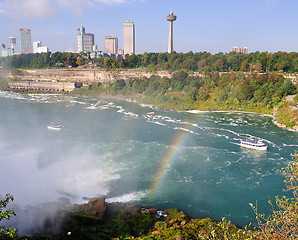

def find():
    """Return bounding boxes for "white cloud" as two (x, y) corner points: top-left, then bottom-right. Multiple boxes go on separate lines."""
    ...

(0, 9), (8, 15)
(58, 0), (141, 17)
(0, 2), (9, 16)
(4, 0), (59, 19)
(2, 0), (143, 19)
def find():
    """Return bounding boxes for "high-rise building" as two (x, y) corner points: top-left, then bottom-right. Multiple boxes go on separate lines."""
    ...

(77, 25), (95, 53)
(33, 41), (49, 53)
(123, 20), (135, 55)
(232, 46), (248, 54)
(9, 37), (16, 55)
(166, 12), (177, 53)
(20, 28), (32, 54)
(104, 35), (118, 54)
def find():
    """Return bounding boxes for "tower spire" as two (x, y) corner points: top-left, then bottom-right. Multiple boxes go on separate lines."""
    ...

(166, 11), (177, 53)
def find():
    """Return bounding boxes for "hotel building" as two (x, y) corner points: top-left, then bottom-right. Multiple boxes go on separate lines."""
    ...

(20, 28), (32, 54)
(104, 35), (118, 54)
(123, 20), (135, 55)
(232, 46), (248, 54)
(78, 25), (95, 53)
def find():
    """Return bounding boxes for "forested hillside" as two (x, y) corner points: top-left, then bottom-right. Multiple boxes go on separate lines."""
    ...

(72, 71), (297, 129)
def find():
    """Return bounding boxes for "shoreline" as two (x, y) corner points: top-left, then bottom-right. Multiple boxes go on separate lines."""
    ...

(2, 89), (297, 132)
(81, 92), (298, 133)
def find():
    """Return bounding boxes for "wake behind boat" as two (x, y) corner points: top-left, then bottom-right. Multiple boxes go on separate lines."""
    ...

(47, 123), (63, 130)
(240, 137), (268, 151)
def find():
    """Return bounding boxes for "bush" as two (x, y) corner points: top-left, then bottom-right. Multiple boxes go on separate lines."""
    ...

(250, 153), (298, 239)
(0, 194), (17, 239)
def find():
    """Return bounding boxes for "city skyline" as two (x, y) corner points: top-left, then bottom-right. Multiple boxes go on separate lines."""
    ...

(1, 0), (298, 54)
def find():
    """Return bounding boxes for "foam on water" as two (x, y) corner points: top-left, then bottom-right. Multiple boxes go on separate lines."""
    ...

(106, 190), (149, 203)
(0, 93), (297, 230)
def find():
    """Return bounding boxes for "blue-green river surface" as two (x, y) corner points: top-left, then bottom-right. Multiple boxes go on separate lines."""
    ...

(0, 91), (297, 231)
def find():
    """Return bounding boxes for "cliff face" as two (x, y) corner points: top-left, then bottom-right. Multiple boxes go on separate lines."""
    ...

(8, 69), (172, 83)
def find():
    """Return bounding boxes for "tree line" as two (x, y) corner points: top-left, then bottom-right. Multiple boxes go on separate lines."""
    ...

(1, 51), (298, 73)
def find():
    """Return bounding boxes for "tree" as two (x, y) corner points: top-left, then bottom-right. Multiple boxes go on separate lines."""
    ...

(104, 58), (111, 69)
(197, 59), (206, 72)
(183, 58), (197, 71)
(215, 59), (224, 71)
(76, 56), (83, 66)
(281, 78), (297, 96)
(0, 194), (17, 239)
(255, 63), (262, 73)
(111, 79), (126, 90)
(240, 60), (250, 72)
(234, 82), (255, 101)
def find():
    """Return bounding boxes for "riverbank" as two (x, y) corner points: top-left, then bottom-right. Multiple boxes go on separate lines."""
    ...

(1, 69), (297, 132)
(70, 90), (298, 132)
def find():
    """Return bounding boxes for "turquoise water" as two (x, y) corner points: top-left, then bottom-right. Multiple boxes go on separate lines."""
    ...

(0, 91), (297, 229)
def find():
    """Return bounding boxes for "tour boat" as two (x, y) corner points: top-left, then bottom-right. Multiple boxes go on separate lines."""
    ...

(240, 138), (268, 150)
(47, 123), (63, 130)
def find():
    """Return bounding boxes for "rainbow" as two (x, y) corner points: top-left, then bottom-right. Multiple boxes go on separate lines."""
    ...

(150, 128), (193, 199)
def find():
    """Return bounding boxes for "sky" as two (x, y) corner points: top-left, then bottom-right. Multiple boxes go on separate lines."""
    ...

(0, 0), (298, 54)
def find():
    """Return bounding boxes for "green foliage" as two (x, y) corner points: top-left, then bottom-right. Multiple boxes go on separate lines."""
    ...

(137, 210), (254, 240)
(0, 78), (10, 90)
(2, 51), (298, 73)
(281, 78), (297, 96)
(73, 72), (297, 127)
(275, 97), (297, 128)
(250, 153), (298, 239)
(0, 194), (17, 239)
(61, 208), (155, 240)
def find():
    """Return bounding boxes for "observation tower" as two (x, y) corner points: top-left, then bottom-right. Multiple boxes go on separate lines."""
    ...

(166, 11), (177, 53)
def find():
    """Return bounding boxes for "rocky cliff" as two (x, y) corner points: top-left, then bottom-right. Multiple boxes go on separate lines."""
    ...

(8, 69), (172, 83)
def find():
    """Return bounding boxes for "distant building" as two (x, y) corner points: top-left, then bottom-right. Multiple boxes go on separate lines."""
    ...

(93, 44), (98, 52)
(123, 20), (135, 55)
(9, 37), (16, 55)
(232, 46), (248, 54)
(90, 51), (123, 60)
(20, 28), (32, 54)
(0, 43), (12, 57)
(104, 35), (118, 54)
(77, 25), (95, 53)
(33, 41), (49, 53)
(117, 49), (124, 55)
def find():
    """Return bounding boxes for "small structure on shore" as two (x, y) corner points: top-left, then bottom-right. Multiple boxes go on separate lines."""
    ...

(8, 80), (82, 92)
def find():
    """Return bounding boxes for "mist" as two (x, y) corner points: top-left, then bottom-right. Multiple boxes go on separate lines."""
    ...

(1, 92), (297, 235)
(0, 95), (125, 235)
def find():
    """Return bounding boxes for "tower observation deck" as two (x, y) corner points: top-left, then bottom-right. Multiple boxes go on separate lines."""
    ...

(166, 12), (177, 53)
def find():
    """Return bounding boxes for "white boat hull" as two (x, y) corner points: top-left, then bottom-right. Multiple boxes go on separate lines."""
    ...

(240, 143), (268, 151)
(47, 125), (62, 130)
(240, 139), (268, 151)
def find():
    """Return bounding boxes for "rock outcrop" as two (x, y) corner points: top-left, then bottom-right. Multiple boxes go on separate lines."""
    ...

(71, 197), (107, 219)
(8, 69), (172, 84)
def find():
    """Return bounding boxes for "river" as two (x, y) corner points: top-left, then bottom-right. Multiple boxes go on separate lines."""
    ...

(0, 91), (297, 232)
